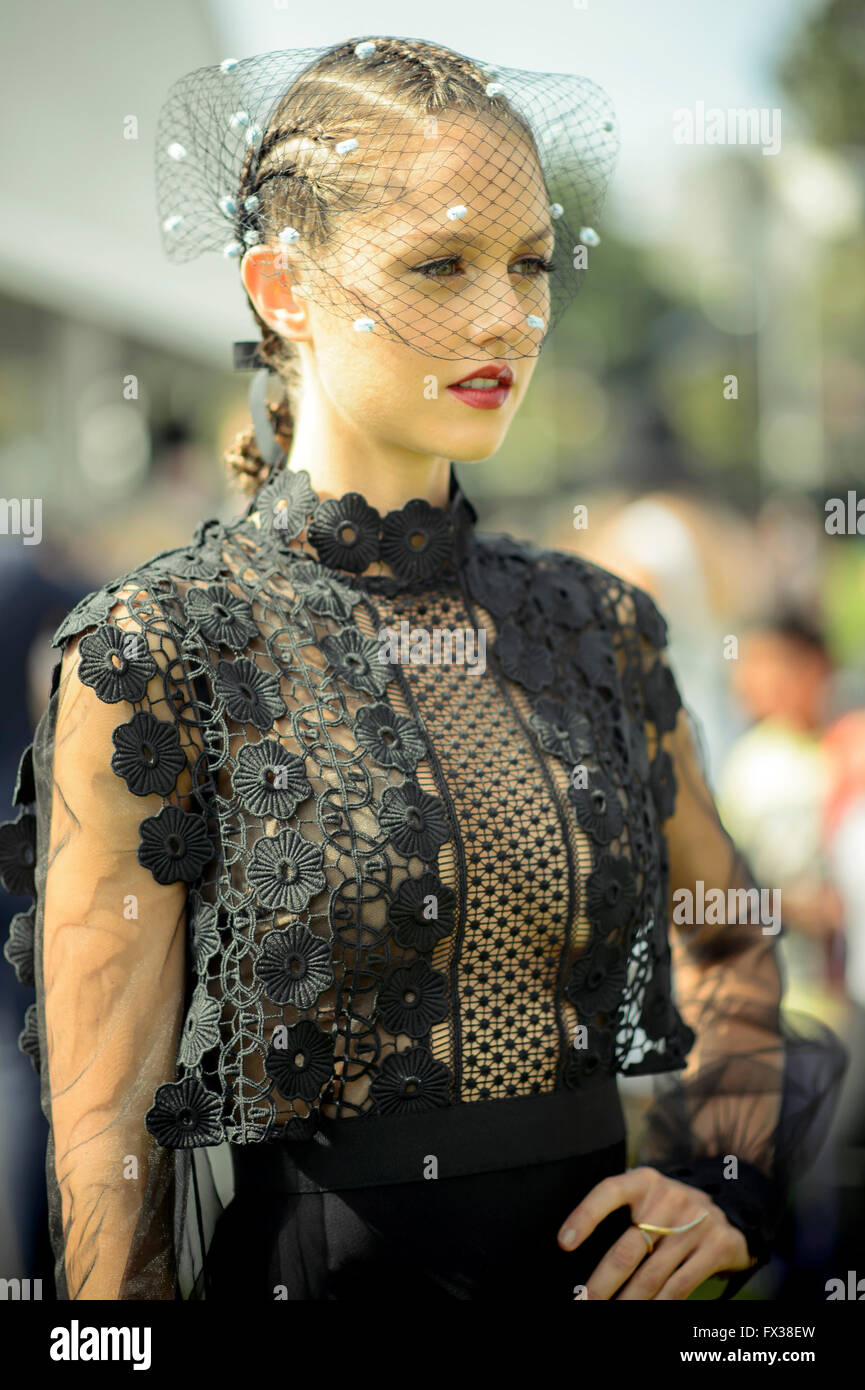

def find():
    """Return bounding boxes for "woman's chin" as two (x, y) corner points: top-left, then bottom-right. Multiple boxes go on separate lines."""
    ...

(435, 422), (510, 462)
(446, 445), (502, 464)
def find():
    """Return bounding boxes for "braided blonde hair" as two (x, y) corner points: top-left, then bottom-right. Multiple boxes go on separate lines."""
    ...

(223, 35), (532, 492)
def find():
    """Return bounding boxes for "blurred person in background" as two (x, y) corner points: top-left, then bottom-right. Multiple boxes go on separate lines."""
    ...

(718, 613), (844, 1021)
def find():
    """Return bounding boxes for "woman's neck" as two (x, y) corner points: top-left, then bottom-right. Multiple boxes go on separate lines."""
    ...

(282, 392), (453, 515)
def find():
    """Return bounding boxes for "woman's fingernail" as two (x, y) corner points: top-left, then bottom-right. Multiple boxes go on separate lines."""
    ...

(559, 1227), (576, 1248)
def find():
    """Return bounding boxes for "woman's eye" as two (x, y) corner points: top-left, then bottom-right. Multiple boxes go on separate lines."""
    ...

(414, 257), (461, 278)
(513, 256), (556, 276)
(411, 254), (556, 280)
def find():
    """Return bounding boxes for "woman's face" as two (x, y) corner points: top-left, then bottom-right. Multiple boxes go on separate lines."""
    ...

(243, 116), (554, 463)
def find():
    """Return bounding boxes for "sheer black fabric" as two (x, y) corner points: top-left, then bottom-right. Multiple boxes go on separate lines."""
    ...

(1, 461), (847, 1299)
(208, 1139), (631, 1301)
(635, 702), (848, 1293)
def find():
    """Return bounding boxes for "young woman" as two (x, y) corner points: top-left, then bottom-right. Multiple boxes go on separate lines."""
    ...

(1, 34), (846, 1301)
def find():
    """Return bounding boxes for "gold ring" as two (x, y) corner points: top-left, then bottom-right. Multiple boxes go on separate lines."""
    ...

(636, 1227), (655, 1254)
(636, 1211), (709, 1237)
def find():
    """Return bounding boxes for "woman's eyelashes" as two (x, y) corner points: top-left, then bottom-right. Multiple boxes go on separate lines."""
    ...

(410, 254), (556, 280)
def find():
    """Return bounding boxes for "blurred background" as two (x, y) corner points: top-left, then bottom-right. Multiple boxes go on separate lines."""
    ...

(1, 0), (863, 1301)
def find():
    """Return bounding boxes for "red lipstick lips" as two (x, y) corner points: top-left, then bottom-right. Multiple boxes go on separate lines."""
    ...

(446, 363), (514, 410)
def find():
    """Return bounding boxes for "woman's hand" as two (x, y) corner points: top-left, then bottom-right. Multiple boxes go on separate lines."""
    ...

(557, 1166), (758, 1300)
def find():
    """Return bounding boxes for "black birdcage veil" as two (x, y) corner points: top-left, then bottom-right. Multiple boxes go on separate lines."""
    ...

(155, 37), (619, 362)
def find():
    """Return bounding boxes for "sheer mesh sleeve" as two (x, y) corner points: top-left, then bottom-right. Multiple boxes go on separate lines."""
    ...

(5, 586), (212, 1299)
(634, 639), (849, 1291)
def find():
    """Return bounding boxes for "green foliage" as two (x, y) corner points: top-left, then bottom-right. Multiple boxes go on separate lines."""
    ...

(778, 0), (865, 147)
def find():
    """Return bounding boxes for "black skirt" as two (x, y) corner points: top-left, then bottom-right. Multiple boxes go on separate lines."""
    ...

(205, 1082), (634, 1300)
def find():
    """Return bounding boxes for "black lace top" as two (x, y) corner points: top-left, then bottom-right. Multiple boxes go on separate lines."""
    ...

(1, 462), (846, 1299)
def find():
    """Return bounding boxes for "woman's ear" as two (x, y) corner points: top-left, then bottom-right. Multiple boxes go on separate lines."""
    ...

(240, 244), (312, 344)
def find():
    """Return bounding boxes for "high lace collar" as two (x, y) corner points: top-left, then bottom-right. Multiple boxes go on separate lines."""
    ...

(244, 461), (478, 591)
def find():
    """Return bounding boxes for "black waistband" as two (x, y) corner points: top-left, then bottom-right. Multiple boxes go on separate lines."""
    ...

(230, 1080), (624, 1194)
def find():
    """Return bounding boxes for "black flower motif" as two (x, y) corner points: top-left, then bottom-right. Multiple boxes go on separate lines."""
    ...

(215, 657), (286, 730)
(369, 1046), (451, 1115)
(650, 750), (678, 821)
(566, 941), (626, 1015)
(257, 468), (320, 542)
(528, 698), (592, 764)
(575, 630), (619, 693)
(52, 587), (119, 647)
(569, 770), (624, 844)
(640, 968), (676, 1042)
(147, 537), (223, 581)
(378, 783), (450, 860)
(464, 548), (526, 618)
(111, 711), (186, 797)
(186, 583), (258, 649)
(564, 1023), (615, 1087)
(585, 853), (637, 932)
(533, 566), (593, 630)
(137, 805), (212, 885)
(77, 623), (157, 704)
(644, 660), (682, 735)
(12, 743), (35, 807)
(379, 499), (454, 583)
(386, 871), (456, 951)
(190, 902), (220, 973)
(319, 626), (391, 697)
(377, 959), (449, 1038)
(247, 828), (326, 912)
(354, 704), (425, 773)
(289, 560), (361, 620)
(4, 906), (35, 986)
(179, 984), (221, 1066)
(145, 1076), (223, 1148)
(254, 925), (333, 1008)
(308, 492), (381, 572)
(633, 588), (668, 649)
(19, 1002), (40, 1073)
(493, 620), (554, 693)
(234, 740), (311, 819)
(265, 1019), (335, 1102)
(0, 815), (36, 896)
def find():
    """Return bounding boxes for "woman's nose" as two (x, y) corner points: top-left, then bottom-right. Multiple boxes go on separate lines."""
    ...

(462, 268), (548, 348)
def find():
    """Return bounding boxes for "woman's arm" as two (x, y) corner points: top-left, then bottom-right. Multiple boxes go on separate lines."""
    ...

(18, 587), (207, 1299)
(42, 639), (185, 1297)
(556, 585), (846, 1298)
(636, 646), (848, 1287)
